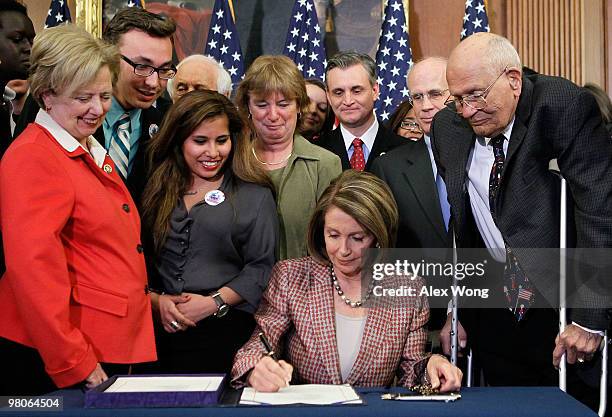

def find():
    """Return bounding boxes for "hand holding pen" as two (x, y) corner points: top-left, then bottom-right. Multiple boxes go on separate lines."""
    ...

(247, 332), (293, 392)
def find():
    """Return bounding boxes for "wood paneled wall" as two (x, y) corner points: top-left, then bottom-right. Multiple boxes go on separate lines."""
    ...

(505, 0), (605, 87)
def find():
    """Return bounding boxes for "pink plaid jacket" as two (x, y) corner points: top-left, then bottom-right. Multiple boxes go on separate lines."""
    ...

(231, 257), (430, 387)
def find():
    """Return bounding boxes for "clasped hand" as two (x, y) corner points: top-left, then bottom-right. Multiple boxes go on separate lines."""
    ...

(157, 293), (217, 333)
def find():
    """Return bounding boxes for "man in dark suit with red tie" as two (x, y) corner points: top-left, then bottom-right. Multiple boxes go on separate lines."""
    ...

(433, 32), (612, 392)
(317, 51), (405, 171)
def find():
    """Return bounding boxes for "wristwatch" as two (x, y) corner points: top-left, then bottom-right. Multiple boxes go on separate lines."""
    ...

(211, 292), (229, 318)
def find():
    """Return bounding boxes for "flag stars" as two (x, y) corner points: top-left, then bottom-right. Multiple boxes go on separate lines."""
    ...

(232, 51), (241, 61)
(384, 31), (394, 42)
(220, 45), (229, 55)
(294, 12), (303, 22)
(291, 27), (300, 37)
(309, 51), (318, 61)
(212, 24), (221, 34)
(390, 66), (400, 77)
(55, 12), (63, 22)
(476, 3), (485, 13)
(216, 9), (224, 19)
(391, 1), (401, 12)
(223, 29), (232, 40)
(394, 50), (404, 61)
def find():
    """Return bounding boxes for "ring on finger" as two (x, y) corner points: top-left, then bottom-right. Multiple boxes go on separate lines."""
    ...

(170, 320), (180, 330)
(577, 357), (585, 363)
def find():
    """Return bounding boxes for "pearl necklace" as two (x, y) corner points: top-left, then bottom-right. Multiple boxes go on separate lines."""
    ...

(330, 266), (373, 308)
(251, 146), (293, 166)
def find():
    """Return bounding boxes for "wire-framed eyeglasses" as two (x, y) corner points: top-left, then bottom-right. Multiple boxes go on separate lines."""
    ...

(444, 66), (509, 113)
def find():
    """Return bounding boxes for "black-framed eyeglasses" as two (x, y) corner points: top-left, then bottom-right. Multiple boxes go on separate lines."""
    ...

(408, 89), (449, 105)
(444, 66), (508, 113)
(121, 55), (177, 80)
(400, 119), (422, 131)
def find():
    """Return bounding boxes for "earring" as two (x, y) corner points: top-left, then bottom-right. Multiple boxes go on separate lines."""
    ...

(375, 242), (381, 248)
(248, 113), (252, 119)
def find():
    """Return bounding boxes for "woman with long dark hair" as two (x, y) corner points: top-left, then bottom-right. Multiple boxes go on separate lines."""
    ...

(141, 90), (278, 373)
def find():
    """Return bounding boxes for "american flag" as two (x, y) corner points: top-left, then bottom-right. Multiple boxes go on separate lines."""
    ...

(283, 0), (327, 81)
(518, 287), (533, 301)
(374, 0), (413, 122)
(44, 0), (71, 28)
(461, 0), (490, 40)
(205, 0), (245, 87)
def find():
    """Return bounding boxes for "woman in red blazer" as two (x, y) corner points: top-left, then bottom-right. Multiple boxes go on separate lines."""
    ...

(0, 25), (155, 395)
(232, 170), (462, 392)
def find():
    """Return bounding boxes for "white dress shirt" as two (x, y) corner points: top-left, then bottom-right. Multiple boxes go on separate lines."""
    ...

(340, 116), (378, 163)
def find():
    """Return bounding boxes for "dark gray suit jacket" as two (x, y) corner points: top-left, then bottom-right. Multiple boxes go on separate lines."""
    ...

(430, 72), (612, 330)
(371, 139), (449, 250)
(316, 122), (406, 171)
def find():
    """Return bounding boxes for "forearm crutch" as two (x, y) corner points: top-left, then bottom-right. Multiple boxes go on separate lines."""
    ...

(557, 174), (608, 417)
(450, 233), (474, 387)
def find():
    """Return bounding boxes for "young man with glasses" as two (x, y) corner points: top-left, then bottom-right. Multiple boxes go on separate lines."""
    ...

(432, 33), (612, 396)
(99, 8), (176, 203)
(371, 57), (452, 330)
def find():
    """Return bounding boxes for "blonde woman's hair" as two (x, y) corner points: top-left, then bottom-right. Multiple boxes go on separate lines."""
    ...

(307, 170), (399, 264)
(29, 24), (119, 108)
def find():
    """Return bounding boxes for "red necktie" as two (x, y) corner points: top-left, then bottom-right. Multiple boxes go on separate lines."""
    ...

(350, 138), (365, 171)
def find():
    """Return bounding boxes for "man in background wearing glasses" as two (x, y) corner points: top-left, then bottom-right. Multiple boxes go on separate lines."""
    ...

(432, 32), (612, 394)
(371, 57), (452, 330)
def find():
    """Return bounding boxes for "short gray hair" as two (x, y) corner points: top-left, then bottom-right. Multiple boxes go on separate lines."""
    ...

(167, 54), (232, 98)
(325, 51), (377, 87)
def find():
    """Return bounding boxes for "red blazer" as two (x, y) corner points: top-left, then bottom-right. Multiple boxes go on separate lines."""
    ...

(232, 257), (430, 387)
(0, 123), (156, 388)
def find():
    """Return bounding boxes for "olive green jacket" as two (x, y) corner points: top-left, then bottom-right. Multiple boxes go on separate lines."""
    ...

(270, 134), (341, 260)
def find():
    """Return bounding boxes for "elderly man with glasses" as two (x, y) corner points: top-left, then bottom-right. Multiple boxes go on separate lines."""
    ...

(431, 32), (612, 398)
(371, 57), (452, 330)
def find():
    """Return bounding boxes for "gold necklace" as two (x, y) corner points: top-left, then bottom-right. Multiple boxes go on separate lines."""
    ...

(251, 146), (293, 166)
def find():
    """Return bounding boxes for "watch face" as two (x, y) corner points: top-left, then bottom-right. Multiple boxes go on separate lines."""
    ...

(216, 303), (229, 318)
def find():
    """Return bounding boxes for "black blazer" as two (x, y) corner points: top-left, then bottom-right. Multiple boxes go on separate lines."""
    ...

(430, 72), (612, 330)
(370, 139), (449, 250)
(316, 122), (406, 171)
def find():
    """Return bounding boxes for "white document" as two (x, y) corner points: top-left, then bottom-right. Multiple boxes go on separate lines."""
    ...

(104, 376), (224, 393)
(240, 384), (362, 405)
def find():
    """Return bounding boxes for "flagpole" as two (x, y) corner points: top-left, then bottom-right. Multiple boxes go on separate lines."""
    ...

(228, 0), (235, 22)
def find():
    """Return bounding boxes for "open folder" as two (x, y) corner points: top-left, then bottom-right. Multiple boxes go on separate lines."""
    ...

(240, 384), (363, 405)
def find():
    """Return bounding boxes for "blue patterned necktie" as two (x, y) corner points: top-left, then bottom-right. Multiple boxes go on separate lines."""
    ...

(109, 112), (131, 179)
(436, 173), (450, 231)
(489, 135), (534, 320)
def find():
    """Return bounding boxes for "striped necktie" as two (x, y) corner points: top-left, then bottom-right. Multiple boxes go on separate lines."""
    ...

(109, 112), (131, 180)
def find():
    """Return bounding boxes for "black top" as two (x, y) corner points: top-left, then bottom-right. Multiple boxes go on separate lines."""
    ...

(151, 171), (279, 314)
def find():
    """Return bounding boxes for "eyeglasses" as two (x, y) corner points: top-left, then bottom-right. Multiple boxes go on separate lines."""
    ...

(121, 55), (177, 80)
(444, 66), (508, 113)
(409, 89), (449, 105)
(400, 120), (422, 132)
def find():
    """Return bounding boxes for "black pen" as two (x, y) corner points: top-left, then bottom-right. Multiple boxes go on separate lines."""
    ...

(258, 332), (277, 361)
